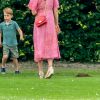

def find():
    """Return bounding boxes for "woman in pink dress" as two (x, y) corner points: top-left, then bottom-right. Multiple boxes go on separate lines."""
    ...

(28, 0), (60, 79)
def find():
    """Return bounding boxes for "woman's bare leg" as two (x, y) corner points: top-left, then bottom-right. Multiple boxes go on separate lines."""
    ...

(47, 59), (53, 67)
(37, 60), (44, 79)
(45, 59), (54, 78)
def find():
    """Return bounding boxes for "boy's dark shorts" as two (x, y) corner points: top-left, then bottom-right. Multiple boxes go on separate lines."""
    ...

(3, 45), (19, 58)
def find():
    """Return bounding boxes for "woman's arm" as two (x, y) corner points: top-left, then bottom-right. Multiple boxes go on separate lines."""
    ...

(28, 0), (38, 16)
(53, 8), (60, 33)
(53, 8), (59, 25)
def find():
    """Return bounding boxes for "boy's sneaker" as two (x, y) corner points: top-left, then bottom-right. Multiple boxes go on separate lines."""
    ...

(15, 70), (20, 74)
(1, 68), (6, 74)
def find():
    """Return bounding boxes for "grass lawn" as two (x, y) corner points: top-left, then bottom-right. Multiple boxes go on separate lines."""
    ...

(0, 62), (100, 100)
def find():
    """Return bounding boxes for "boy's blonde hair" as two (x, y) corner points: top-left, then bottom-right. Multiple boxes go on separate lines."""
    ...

(3, 7), (13, 15)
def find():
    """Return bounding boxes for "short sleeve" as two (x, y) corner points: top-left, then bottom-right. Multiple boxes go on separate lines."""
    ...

(53, 0), (59, 9)
(14, 21), (20, 30)
(0, 24), (2, 33)
(28, 0), (38, 11)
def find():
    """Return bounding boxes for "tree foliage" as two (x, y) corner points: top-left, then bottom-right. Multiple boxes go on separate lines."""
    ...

(59, 0), (100, 62)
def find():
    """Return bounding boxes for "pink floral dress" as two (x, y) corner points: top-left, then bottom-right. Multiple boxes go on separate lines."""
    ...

(28, 0), (60, 62)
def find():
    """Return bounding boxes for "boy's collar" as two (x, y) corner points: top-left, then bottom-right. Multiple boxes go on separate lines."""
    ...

(4, 20), (12, 25)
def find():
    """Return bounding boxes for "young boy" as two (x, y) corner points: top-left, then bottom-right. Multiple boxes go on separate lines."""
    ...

(0, 7), (24, 74)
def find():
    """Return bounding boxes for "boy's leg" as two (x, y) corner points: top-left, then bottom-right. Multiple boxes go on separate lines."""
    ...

(10, 46), (19, 73)
(13, 58), (19, 72)
(2, 55), (8, 67)
(1, 45), (9, 73)
(1, 55), (8, 73)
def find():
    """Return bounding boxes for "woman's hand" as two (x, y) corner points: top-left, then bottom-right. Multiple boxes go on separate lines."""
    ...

(32, 11), (37, 16)
(55, 24), (61, 34)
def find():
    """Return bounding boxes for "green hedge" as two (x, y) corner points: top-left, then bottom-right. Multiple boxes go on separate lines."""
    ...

(59, 0), (100, 62)
(0, 0), (100, 62)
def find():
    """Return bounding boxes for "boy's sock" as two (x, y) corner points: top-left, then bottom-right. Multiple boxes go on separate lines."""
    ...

(1, 67), (6, 74)
(15, 70), (20, 74)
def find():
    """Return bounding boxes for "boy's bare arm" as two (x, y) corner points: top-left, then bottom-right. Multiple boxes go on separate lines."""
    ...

(17, 28), (24, 41)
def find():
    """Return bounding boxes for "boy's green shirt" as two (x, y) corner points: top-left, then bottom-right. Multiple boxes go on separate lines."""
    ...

(0, 20), (20, 46)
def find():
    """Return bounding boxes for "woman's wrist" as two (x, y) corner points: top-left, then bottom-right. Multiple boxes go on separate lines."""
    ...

(32, 11), (37, 15)
(54, 20), (59, 25)
(56, 24), (59, 28)
(55, 24), (61, 33)
(55, 23), (59, 26)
